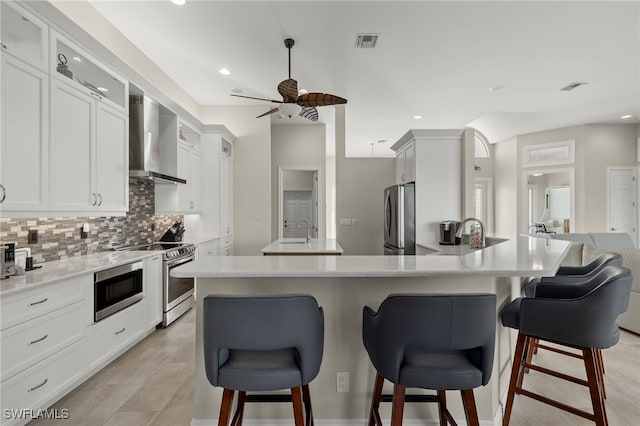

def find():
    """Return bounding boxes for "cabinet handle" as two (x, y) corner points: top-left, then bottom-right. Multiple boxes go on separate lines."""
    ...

(1, 42), (7, 50)
(89, 92), (102, 100)
(28, 298), (48, 306)
(28, 378), (48, 392)
(91, 192), (97, 206)
(0, 184), (6, 203)
(97, 193), (103, 206)
(114, 327), (126, 335)
(28, 334), (48, 345)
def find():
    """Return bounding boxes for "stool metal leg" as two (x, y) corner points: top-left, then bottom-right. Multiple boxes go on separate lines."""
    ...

(302, 384), (314, 426)
(368, 373), (384, 426)
(231, 391), (246, 426)
(437, 390), (447, 426)
(390, 383), (406, 426)
(461, 389), (479, 426)
(219, 388), (235, 426)
(291, 386), (305, 426)
(503, 332), (527, 426)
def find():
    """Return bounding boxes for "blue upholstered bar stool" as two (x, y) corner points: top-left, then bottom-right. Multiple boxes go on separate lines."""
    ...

(501, 266), (632, 426)
(362, 294), (496, 426)
(203, 295), (324, 426)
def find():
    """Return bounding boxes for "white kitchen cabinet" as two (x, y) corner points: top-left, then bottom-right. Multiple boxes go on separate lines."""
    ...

(0, 53), (49, 213)
(1, 1), (48, 72)
(49, 78), (128, 215)
(156, 120), (203, 214)
(197, 239), (219, 258)
(144, 255), (163, 329)
(219, 235), (233, 256)
(391, 129), (465, 244)
(86, 300), (145, 373)
(220, 153), (234, 238)
(395, 140), (415, 184)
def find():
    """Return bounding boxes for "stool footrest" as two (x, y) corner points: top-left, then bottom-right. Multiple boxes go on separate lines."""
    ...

(381, 393), (439, 403)
(245, 394), (293, 403)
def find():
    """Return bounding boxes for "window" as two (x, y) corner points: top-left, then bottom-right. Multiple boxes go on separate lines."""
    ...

(528, 184), (538, 229)
(474, 177), (492, 232)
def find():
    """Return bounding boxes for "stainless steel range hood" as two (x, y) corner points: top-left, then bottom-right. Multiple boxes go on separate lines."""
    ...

(129, 95), (186, 185)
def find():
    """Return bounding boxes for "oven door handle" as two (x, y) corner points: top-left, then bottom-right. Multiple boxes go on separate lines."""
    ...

(166, 255), (195, 268)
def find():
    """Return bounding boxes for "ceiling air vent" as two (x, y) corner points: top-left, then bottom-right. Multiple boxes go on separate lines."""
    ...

(560, 82), (588, 91)
(355, 33), (379, 48)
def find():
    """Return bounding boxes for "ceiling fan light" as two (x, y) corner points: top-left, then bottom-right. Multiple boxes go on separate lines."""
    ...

(279, 103), (302, 118)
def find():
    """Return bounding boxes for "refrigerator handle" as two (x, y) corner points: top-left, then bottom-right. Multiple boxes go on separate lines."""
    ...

(384, 192), (391, 237)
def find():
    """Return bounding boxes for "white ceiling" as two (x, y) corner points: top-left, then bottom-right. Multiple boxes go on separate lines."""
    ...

(88, 0), (639, 157)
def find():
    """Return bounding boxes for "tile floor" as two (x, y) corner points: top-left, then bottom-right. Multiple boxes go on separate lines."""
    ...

(30, 308), (640, 425)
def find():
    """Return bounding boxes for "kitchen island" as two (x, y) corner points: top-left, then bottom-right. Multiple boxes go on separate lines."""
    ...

(261, 237), (343, 255)
(173, 235), (571, 424)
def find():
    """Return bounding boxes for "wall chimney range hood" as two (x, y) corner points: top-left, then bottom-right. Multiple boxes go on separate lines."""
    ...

(129, 95), (186, 185)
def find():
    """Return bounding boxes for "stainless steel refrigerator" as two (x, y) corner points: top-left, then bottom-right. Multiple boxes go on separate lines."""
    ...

(383, 183), (415, 255)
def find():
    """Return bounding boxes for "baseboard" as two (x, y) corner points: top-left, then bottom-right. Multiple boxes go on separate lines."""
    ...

(192, 417), (499, 425)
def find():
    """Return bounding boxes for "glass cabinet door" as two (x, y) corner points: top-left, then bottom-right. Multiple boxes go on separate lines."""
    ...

(1, 1), (48, 71)
(52, 32), (127, 112)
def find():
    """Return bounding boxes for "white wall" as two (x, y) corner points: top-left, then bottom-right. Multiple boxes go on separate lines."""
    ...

(200, 106), (271, 255)
(271, 124), (326, 241)
(493, 138), (518, 234)
(335, 107), (395, 255)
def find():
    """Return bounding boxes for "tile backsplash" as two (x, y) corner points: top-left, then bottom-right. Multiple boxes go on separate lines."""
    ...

(0, 179), (183, 264)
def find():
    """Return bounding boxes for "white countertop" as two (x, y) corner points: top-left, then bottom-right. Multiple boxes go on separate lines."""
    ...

(418, 234), (512, 256)
(0, 251), (159, 297)
(261, 238), (344, 254)
(174, 235), (571, 278)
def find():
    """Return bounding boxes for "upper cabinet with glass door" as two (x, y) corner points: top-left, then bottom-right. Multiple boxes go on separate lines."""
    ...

(51, 31), (128, 113)
(1, 1), (48, 71)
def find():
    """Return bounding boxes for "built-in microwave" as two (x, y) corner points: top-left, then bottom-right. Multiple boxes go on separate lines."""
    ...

(94, 261), (143, 322)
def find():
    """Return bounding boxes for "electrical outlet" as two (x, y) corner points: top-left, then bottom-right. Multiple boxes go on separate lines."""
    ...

(28, 229), (38, 244)
(336, 371), (349, 393)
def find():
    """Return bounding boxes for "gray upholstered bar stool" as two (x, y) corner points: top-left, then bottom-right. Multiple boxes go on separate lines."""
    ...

(523, 252), (622, 297)
(203, 295), (324, 426)
(362, 294), (496, 426)
(501, 265), (632, 426)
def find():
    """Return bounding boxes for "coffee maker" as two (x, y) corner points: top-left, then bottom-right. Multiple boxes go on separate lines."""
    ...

(1, 242), (16, 279)
(439, 221), (461, 245)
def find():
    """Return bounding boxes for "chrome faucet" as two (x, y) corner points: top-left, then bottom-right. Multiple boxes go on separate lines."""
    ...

(456, 217), (485, 248)
(298, 218), (311, 243)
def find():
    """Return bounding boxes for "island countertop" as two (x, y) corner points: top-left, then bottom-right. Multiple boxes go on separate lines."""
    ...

(261, 237), (344, 255)
(174, 235), (570, 278)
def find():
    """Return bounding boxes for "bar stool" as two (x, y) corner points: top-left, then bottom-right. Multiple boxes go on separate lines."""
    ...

(501, 265), (632, 426)
(362, 294), (496, 426)
(522, 253), (622, 391)
(523, 252), (622, 297)
(203, 295), (324, 426)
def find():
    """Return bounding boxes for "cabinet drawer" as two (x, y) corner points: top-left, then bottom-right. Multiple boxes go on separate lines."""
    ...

(220, 236), (232, 248)
(1, 341), (83, 424)
(86, 301), (145, 372)
(1, 302), (84, 381)
(199, 240), (219, 257)
(1, 275), (87, 330)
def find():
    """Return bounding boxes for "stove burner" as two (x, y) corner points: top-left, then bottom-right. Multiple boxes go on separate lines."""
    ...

(117, 242), (195, 260)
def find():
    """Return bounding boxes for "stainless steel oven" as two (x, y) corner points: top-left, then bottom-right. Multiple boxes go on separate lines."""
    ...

(163, 251), (195, 326)
(94, 261), (143, 322)
(116, 242), (195, 327)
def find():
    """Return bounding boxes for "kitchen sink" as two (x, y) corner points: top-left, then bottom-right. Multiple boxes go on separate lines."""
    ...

(428, 237), (508, 255)
(279, 238), (309, 244)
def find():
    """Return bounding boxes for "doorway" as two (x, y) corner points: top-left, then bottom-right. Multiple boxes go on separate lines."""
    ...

(521, 167), (575, 234)
(278, 166), (323, 239)
(607, 167), (638, 246)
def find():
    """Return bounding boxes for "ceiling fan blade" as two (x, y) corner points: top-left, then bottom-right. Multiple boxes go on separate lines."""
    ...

(277, 79), (299, 103)
(230, 93), (283, 104)
(256, 107), (280, 118)
(296, 92), (347, 107)
(299, 107), (319, 122)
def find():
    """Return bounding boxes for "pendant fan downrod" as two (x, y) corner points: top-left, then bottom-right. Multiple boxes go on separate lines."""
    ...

(284, 38), (294, 79)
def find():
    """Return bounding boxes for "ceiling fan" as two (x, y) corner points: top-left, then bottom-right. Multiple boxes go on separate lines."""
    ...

(230, 38), (347, 121)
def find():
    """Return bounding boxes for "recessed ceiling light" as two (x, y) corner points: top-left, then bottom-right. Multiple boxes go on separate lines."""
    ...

(72, 56), (82, 62)
(97, 87), (108, 92)
(531, 173), (543, 177)
(231, 88), (243, 94)
(171, 0), (186, 5)
(378, 140), (387, 144)
(489, 85), (504, 93)
(413, 115), (422, 120)
(219, 68), (231, 76)
(560, 82), (588, 91)
(621, 114), (632, 119)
